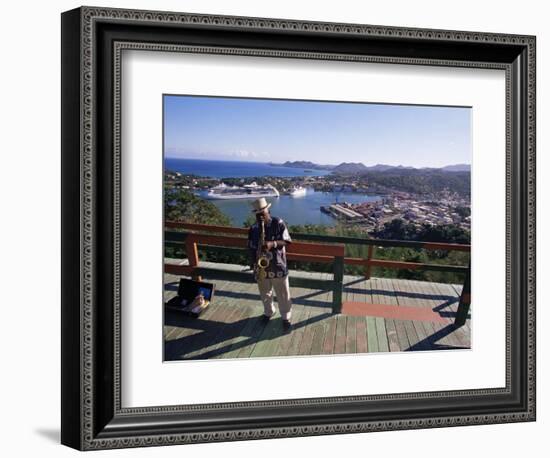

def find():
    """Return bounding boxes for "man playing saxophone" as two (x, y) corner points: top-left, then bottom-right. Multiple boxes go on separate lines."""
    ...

(247, 197), (293, 331)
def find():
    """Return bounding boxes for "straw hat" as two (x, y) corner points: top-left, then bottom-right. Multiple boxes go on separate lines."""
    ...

(251, 197), (271, 213)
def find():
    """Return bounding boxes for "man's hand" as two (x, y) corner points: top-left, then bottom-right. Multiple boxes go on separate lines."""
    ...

(263, 241), (285, 250)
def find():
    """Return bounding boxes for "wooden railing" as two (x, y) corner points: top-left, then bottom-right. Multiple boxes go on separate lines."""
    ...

(165, 230), (345, 313)
(165, 221), (471, 324)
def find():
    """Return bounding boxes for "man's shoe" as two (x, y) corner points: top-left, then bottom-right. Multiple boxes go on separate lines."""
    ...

(282, 319), (292, 332)
(260, 314), (271, 325)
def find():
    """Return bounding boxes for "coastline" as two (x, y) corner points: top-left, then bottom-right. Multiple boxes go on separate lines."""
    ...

(164, 158), (471, 230)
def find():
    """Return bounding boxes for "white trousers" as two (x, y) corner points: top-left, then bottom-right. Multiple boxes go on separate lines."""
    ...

(257, 275), (292, 320)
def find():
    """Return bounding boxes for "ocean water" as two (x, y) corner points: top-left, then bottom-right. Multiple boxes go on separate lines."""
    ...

(165, 158), (379, 226)
(165, 158), (331, 178)
(197, 189), (379, 227)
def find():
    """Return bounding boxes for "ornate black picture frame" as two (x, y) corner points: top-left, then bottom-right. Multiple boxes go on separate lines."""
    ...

(61, 6), (536, 450)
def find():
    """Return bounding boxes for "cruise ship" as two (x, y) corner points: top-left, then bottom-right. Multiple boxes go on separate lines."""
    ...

(289, 186), (307, 197)
(206, 182), (280, 200)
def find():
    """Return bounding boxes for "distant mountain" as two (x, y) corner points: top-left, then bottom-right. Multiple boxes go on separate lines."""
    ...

(272, 161), (335, 170)
(281, 161), (316, 168)
(363, 164), (394, 172)
(439, 164), (471, 172)
(332, 162), (369, 174)
(332, 163), (421, 174)
(365, 164), (417, 172)
(342, 163), (470, 174)
(271, 160), (470, 173)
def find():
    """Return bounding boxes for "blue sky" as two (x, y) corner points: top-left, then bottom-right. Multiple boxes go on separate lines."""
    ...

(164, 95), (471, 168)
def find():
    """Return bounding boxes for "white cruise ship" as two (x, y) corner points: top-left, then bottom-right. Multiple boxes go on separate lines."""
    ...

(206, 182), (280, 200)
(289, 186), (307, 197)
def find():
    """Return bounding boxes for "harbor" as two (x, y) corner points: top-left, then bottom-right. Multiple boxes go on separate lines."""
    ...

(164, 158), (471, 230)
(202, 188), (381, 227)
(199, 184), (470, 231)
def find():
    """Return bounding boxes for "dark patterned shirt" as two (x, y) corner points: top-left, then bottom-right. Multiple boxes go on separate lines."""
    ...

(248, 216), (292, 279)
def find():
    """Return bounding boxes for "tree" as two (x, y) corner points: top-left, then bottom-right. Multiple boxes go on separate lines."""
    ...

(164, 189), (231, 226)
(454, 205), (471, 218)
(242, 214), (256, 228)
(372, 219), (470, 244)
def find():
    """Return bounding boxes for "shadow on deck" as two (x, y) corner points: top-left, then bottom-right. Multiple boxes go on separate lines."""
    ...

(164, 265), (470, 361)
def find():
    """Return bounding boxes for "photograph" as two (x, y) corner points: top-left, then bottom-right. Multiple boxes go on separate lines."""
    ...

(163, 95), (472, 361)
(57, 3), (537, 451)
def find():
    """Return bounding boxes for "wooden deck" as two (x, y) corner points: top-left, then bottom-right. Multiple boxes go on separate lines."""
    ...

(164, 262), (471, 361)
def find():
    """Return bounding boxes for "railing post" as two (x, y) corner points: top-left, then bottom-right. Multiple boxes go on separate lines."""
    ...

(332, 256), (344, 314)
(185, 236), (201, 282)
(365, 245), (375, 279)
(454, 262), (471, 327)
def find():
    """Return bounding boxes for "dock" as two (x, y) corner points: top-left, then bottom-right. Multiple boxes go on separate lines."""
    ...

(320, 203), (367, 222)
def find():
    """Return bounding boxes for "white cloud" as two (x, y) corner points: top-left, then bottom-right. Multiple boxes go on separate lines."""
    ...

(233, 150), (269, 159)
(165, 148), (270, 162)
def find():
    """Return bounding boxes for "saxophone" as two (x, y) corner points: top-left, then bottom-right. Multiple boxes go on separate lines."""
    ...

(256, 218), (272, 280)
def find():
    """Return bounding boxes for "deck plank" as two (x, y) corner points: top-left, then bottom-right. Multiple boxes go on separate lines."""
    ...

(355, 316), (368, 354)
(248, 282), (305, 359)
(390, 278), (423, 351)
(310, 322), (327, 356)
(417, 280), (464, 349)
(309, 275), (334, 356)
(401, 278), (438, 351)
(192, 278), (256, 357)
(185, 305), (245, 359)
(249, 317), (285, 358)
(276, 305), (307, 356)
(184, 278), (254, 359)
(446, 282), (472, 334)
(366, 317), (379, 353)
(297, 282), (331, 356)
(345, 315), (357, 353)
(166, 300), (233, 360)
(351, 277), (379, 353)
(233, 317), (270, 359)
(370, 277), (390, 353)
(214, 279), (271, 358)
(322, 313), (338, 354)
(222, 315), (269, 359)
(413, 279), (454, 350)
(375, 318), (390, 352)
(333, 314), (348, 355)
(206, 305), (255, 359)
(272, 284), (320, 357)
(381, 278), (411, 351)
(430, 281), (471, 348)
(286, 291), (316, 356)
(374, 278), (401, 352)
